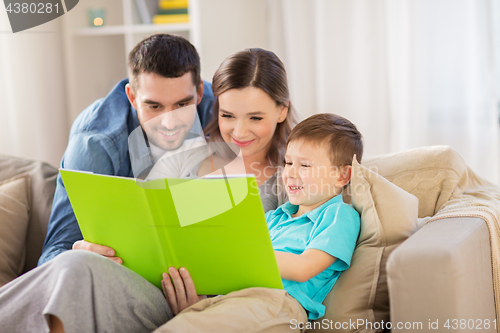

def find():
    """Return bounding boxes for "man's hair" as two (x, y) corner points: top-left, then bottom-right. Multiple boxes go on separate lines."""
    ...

(128, 34), (201, 91)
(287, 113), (363, 166)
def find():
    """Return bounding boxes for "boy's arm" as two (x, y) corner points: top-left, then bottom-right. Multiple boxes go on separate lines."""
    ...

(274, 204), (361, 283)
(274, 249), (336, 283)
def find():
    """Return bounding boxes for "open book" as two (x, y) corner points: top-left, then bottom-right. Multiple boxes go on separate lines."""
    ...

(60, 170), (283, 295)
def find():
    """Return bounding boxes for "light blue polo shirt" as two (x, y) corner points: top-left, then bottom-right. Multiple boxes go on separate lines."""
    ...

(265, 195), (360, 320)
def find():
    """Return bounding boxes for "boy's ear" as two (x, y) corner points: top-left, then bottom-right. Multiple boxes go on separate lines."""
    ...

(335, 165), (352, 188)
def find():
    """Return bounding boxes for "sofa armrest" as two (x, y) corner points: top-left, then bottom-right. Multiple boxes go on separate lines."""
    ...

(386, 217), (496, 332)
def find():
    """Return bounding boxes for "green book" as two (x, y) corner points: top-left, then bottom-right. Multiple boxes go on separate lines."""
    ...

(60, 169), (283, 295)
(157, 8), (188, 15)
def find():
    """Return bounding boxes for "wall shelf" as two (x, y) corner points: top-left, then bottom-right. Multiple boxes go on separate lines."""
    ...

(62, 0), (200, 125)
(74, 23), (193, 36)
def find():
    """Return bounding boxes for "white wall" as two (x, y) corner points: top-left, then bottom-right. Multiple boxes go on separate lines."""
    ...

(0, 0), (268, 167)
(62, 0), (269, 124)
(0, 11), (69, 168)
(198, 0), (269, 82)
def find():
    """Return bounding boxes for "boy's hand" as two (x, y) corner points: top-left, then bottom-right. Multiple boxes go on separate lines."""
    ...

(161, 267), (206, 315)
(72, 240), (123, 264)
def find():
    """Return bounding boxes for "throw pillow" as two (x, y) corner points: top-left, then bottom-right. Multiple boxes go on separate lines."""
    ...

(0, 155), (58, 272)
(309, 158), (418, 332)
(0, 175), (30, 287)
(362, 145), (468, 218)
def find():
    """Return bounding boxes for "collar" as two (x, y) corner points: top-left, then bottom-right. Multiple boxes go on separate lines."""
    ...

(275, 195), (344, 221)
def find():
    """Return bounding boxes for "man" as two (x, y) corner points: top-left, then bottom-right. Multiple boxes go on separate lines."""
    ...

(39, 34), (214, 265)
(0, 36), (212, 333)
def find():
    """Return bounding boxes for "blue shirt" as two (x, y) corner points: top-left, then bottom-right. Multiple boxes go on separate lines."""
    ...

(265, 195), (360, 320)
(38, 78), (215, 265)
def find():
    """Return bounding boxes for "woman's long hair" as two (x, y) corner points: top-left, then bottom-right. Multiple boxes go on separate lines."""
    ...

(203, 48), (299, 167)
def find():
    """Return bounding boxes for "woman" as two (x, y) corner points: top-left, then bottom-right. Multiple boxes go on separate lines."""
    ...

(200, 48), (298, 212)
(149, 48), (298, 211)
(0, 49), (299, 333)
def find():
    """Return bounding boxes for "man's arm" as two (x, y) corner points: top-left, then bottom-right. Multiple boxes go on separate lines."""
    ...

(38, 174), (83, 264)
(274, 249), (337, 283)
(38, 132), (122, 265)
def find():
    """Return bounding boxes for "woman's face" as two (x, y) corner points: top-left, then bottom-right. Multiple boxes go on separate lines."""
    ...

(218, 87), (288, 162)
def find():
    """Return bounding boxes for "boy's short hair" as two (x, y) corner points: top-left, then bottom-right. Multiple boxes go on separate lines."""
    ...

(287, 113), (363, 166)
(128, 34), (201, 91)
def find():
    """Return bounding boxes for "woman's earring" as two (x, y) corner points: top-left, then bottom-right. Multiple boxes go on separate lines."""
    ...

(279, 117), (283, 122)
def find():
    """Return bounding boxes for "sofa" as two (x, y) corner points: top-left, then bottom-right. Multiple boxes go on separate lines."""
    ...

(0, 146), (498, 333)
(0, 155), (57, 284)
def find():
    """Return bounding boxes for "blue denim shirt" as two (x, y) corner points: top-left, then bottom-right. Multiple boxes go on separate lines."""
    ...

(38, 78), (215, 265)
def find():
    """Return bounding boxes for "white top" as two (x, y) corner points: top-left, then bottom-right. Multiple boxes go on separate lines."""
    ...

(146, 137), (210, 180)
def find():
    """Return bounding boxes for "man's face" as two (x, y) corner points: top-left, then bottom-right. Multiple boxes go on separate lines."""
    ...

(126, 72), (203, 151)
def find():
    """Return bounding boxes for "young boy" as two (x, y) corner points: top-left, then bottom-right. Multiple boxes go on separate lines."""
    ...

(158, 113), (363, 332)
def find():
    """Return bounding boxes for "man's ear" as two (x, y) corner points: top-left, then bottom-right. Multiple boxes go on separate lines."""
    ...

(336, 165), (352, 188)
(196, 81), (204, 105)
(125, 83), (138, 110)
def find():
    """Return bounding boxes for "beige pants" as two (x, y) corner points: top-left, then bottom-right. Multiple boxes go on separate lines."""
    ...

(154, 287), (308, 333)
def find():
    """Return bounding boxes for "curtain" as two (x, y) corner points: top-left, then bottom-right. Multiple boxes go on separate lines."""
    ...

(0, 9), (68, 168)
(269, 0), (500, 185)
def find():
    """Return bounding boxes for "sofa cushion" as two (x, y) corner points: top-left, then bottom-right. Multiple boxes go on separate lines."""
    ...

(310, 158), (419, 332)
(0, 175), (30, 287)
(0, 155), (58, 273)
(362, 145), (468, 218)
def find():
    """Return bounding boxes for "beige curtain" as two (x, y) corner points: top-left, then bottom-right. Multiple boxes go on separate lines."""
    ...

(0, 9), (68, 168)
(269, 0), (500, 185)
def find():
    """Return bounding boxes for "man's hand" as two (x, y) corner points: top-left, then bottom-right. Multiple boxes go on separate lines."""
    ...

(72, 240), (123, 264)
(161, 267), (206, 315)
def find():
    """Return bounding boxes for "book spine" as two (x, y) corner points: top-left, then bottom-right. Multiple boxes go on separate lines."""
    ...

(152, 14), (189, 24)
(157, 8), (188, 15)
(145, 183), (178, 269)
(158, 0), (189, 10)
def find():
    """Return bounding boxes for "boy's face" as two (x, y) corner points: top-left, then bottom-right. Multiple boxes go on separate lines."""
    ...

(283, 140), (351, 213)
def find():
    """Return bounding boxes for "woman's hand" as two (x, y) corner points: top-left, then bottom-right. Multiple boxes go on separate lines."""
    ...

(161, 267), (206, 315)
(72, 240), (123, 264)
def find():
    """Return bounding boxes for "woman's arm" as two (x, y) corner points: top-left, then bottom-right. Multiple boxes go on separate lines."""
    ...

(161, 267), (206, 315)
(274, 249), (336, 283)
